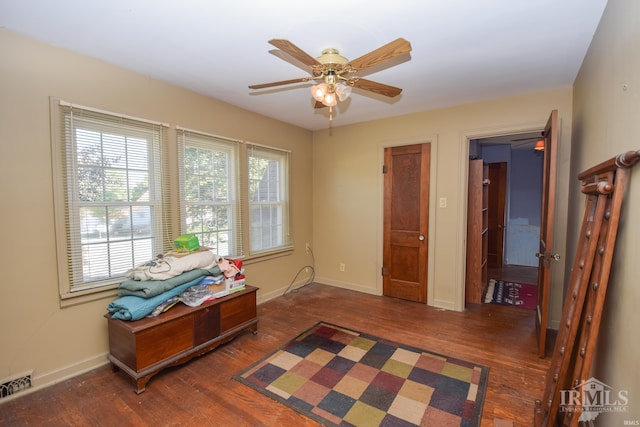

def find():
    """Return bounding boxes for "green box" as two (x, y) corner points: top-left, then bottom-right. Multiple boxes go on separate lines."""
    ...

(174, 234), (200, 252)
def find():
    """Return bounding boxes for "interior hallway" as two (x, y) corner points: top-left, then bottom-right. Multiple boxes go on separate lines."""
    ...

(488, 264), (538, 285)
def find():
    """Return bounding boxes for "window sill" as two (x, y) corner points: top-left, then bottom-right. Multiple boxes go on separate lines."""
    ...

(242, 246), (294, 265)
(60, 285), (119, 308)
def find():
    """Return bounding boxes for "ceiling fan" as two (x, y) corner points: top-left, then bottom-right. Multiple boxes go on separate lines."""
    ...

(249, 38), (412, 125)
(511, 133), (545, 151)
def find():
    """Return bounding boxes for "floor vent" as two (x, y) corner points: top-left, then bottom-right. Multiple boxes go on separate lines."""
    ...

(0, 373), (32, 399)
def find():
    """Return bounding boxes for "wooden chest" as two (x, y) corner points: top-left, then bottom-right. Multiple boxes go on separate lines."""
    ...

(106, 285), (258, 393)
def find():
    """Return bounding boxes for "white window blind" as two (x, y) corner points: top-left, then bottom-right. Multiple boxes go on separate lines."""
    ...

(51, 100), (172, 298)
(247, 144), (291, 254)
(177, 128), (243, 258)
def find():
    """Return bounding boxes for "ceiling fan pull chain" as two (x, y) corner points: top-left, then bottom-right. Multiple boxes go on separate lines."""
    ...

(329, 106), (333, 136)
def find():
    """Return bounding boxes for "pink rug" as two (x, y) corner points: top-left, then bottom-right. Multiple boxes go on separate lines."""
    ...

(485, 280), (537, 310)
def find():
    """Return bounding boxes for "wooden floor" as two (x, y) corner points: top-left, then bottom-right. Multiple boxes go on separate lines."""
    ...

(0, 283), (552, 427)
(488, 264), (538, 285)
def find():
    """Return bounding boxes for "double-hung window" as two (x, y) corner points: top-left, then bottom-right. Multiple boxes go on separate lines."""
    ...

(247, 144), (291, 254)
(51, 101), (293, 305)
(177, 129), (242, 257)
(51, 100), (170, 303)
(178, 133), (291, 258)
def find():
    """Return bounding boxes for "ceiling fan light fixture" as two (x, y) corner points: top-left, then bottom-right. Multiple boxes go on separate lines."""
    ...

(335, 83), (352, 102)
(323, 91), (338, 107)
(311, 83), (328, 102)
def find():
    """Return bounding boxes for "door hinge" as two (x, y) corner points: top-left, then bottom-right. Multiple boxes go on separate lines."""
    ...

(381, 266), (388, 276)
(382, 165), (388, 174)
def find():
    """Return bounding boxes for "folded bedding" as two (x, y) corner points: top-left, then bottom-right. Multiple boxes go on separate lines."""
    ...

(117, 265), (222, 298)
(125, 249), (217, 281)
(108, 276), (204, 321)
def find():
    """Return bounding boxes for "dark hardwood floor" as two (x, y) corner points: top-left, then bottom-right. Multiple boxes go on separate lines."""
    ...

(488, 264), (538, 285)
(0, 283), (551, 427)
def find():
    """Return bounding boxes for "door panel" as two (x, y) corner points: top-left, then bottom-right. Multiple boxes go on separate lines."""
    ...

(383, 144), (430, 303)
(487, 162), (507, 268)
(536, 110), (558, 358)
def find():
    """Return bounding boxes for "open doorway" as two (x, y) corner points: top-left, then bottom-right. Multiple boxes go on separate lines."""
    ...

(464, 110), (558, 356)
(467, 131), (544, 297)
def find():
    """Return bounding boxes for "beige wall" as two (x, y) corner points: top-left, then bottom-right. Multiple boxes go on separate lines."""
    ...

(570, 0), (640, 423)
(0, 30), (313, 389)
(313, 88), (573, 318)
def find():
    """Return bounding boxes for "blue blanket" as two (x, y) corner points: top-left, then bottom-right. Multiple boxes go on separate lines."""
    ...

(117, 266), (222, 298)
(107, 275), (205, 321)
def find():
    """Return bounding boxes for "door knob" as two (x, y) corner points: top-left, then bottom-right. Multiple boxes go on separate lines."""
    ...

(536, 252), (561, 261)
(418, 235), (425, 241)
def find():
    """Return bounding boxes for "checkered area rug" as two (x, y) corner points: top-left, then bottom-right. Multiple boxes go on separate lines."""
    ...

(235, 322), (489, 426)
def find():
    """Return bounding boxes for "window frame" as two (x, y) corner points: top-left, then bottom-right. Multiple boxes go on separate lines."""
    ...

(50, 99), (170, 306)
(177, 131), (293, 260)
(51, 100), (294, 307)
(177, 128), (242, 258)
(246, 144), (292, 256)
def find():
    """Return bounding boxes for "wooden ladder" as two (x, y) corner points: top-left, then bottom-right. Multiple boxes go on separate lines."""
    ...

(535, 149), (640, 426)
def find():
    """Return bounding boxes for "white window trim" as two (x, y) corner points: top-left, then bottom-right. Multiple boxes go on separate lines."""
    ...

(177, 127), (243, 258)
(247, 143), (292, 256)
(50, 98), (170, 306)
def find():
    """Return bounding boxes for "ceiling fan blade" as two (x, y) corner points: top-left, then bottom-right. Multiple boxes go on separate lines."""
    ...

(269, 49), (312, 73)
(350, 78), (403, 97)
(249, 77), (315, 90)
(268, 39), (321, 67)
(314, 100), (326, 109)
(347, 38), (412, 72)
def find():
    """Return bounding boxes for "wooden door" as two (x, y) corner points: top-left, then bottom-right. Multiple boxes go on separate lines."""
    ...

(383, 144), (430, 303)
(536, 110), (558, 358)
(487, 162), (507, 268)
(465, 160), (489, 304)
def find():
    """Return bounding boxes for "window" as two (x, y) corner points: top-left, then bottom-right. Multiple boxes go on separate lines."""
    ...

(51, 100), (292, 304)
(177, 129), (242, 257)
(247, 144), (291, 254)
(178, 132), (291, 258)
(51, 100), (171, 302)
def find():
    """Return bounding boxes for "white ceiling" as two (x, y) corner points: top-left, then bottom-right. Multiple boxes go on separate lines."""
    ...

(1, 0), (607, 131)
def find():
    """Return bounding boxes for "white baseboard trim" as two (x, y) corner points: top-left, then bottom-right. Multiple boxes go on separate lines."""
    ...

(255, 278), (313, 304)
(257, 286), (287, 304)
(312, 277), (381, 296)
(2, 353), (110, 403)
(312, 278), (458, 310)
(431, 299), (457, 311)
(256, 278), (381, 306)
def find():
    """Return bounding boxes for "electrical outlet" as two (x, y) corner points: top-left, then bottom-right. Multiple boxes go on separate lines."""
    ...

(339, 263), (345, 272)
(305, 242), (310, 254)
(439, 197), (447, 208)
